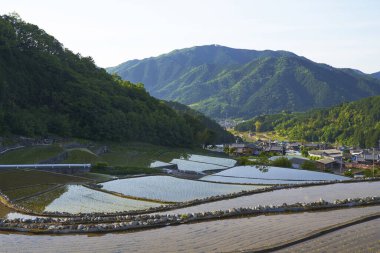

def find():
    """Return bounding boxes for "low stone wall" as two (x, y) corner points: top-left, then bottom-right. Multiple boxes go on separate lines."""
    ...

(345, 163), (379, 170)
(0, 197), (378, 234)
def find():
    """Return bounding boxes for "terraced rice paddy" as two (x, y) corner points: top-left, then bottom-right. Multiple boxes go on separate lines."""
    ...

(17, 185), (162, 214)
(201, 166), (349, 184)
(100, 176), (262, 202)
(0, 170), (89, 190)
(169, 159), (227, 172)
(0, 204), (12, 218)
(149, 161), (174, 168)
(165, 154), (235, 172)
(277, 218), (380, 252)
(182, 154), (236, 167)
(201, 175), (318, 185)
(158, 181), (380, 214)
(3, 184), (58, 201)
(0, 206), (378, 253)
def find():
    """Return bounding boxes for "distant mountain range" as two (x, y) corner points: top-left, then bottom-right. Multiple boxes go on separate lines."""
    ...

(108, 45), (380, 119)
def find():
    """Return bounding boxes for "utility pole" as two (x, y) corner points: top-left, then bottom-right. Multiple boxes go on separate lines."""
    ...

(373, 147), (375, 178)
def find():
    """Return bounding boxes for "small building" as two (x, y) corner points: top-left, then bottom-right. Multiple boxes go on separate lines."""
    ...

(353, 150), (380, 165)
(229, 143), (258, 156)
(308, 149), (342, 160)
(316, 158), (338, 170)
(263, 146), (285, 155)
(287, 142), (302, 151)
(303, 143), (320, 149)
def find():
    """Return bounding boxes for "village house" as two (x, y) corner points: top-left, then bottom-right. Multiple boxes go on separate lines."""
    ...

(287, 142), (302, 151)
(229, 143), (258, 156)
(262, 145), (285, 155)
(353, 150), (380, 165)
(308, 149), (343, 161)
(315, 157), (339, 170)
(303, 143), (320, 149)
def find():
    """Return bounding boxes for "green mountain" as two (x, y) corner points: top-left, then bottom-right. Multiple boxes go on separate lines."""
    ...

(108, 45), (380, 119)
(0, 14), (233, 146)
(235, 95), (380, 148)
(372, 71), (380, 79)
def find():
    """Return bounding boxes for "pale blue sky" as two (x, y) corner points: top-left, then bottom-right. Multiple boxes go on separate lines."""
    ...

(2, 0), (380, 73)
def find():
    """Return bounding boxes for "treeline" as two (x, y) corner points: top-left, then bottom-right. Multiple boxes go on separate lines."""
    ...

(0, 14), (232, 147)
(235, 96), (380, 148)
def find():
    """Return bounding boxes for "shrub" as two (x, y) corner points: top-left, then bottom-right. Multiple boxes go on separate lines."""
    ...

(301, 160), (317, 170)
(344, 169), (353, 177)
(271, 157), (292, 168)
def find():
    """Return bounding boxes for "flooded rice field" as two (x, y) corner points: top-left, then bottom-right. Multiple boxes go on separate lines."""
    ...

(201, 166), (349, 183)
(277, 218), (380, 253)
(17, 185), (162, 214)
(201, 175), (320, 184)
(0, 206), (378, 253)
(181, 154), (236, 167)
(157, 181), (380, 214)
(169, 159), (227, 172)
(100, 176), (262, 202)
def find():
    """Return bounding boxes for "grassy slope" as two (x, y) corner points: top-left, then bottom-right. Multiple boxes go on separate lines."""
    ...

(0, 142), (230, 168)
(63, 149), (100, 164)
(97, 142), (229, 167)
(0, 145), (63, 164)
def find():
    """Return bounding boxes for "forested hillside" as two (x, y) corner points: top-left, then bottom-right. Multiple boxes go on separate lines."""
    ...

(0, 14), (232, 147)
(165, 101), (235, 144)
(109, 45), (380, 119)
(235, 96), (380, 147)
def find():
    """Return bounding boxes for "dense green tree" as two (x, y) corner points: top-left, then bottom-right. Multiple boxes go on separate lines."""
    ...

(271, 157), (292, 168)
(301, 160), (317, 170)
(255, 121), (262, 132)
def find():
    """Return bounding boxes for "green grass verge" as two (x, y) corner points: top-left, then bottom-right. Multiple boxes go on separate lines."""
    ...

(63, 148), (101, 164)
(0, 145), (64, 164)
(91, 166), (159, 176)
(80, 172), (116, 182)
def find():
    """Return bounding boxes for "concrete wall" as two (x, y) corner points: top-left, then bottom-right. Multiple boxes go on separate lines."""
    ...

(0, 164), (91, 174)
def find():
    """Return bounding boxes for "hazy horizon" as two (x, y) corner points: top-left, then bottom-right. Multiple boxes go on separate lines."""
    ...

(2, 0), (380, 73)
